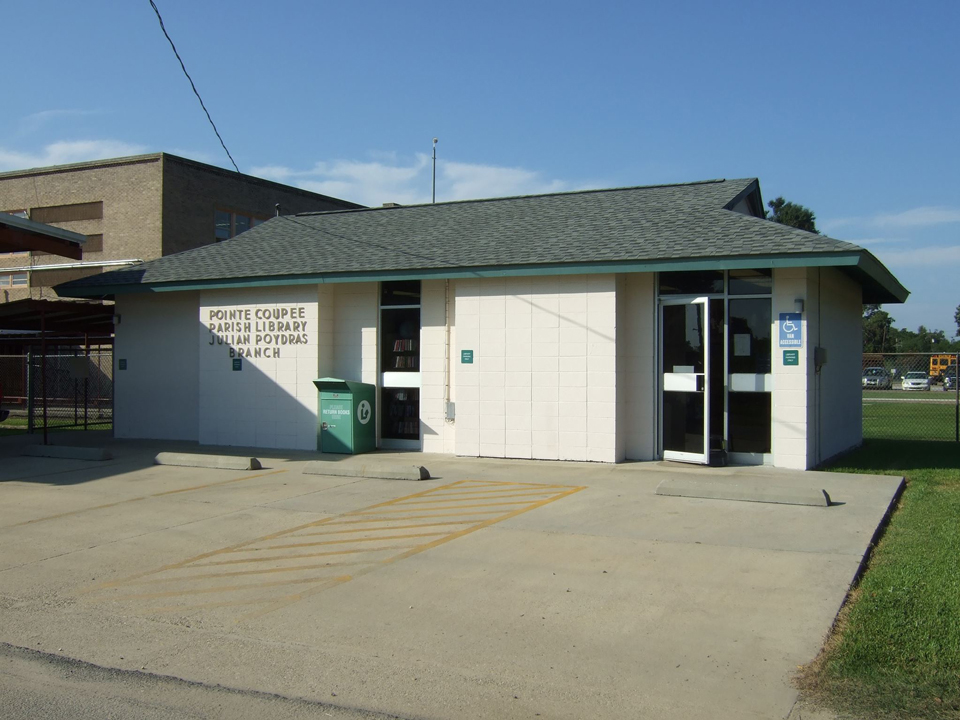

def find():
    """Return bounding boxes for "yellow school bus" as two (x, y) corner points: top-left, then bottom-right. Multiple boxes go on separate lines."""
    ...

(930, 354), (954, 378)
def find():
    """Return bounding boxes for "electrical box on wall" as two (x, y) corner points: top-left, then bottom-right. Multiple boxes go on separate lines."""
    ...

(814, 346), (828, 370)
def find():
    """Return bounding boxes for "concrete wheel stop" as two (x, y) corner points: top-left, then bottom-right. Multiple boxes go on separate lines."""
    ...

(22, 445), (112, 461)
(655, 476), (831, 507)
(154, 452), (262, 471)
(303, 458), (430, 481)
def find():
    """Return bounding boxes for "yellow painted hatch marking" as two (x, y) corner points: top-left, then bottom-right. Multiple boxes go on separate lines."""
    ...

(80, 479), (585, 621)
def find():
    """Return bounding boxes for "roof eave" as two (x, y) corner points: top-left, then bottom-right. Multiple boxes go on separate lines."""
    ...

(852, 250), (910, 304)
(56, 250), (895, 298)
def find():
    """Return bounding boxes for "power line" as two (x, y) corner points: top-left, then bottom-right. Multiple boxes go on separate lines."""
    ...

(148, 0), (240, 173)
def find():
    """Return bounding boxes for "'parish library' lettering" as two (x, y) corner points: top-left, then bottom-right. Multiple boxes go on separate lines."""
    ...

(206, 306), (309, 358)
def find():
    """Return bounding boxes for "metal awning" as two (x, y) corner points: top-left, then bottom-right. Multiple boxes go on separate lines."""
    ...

(0, 298), (114, 336)
(0, 212), (86, 259)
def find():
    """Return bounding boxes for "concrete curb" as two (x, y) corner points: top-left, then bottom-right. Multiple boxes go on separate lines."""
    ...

(154, 452), (262, 471)
(655, 476), (830, 507)
(303, 460), (430, 481)
(22, 445), (112, 461)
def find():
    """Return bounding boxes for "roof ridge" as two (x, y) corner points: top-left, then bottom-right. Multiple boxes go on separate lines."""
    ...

(294, 178), (756, 218)
(718, 208), (865, 250)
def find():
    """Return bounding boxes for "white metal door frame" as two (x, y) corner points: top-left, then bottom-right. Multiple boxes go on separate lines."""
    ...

(659, 296), (710, 464)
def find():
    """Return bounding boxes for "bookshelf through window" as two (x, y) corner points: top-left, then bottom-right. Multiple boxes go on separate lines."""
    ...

(380, 281), (421, 442)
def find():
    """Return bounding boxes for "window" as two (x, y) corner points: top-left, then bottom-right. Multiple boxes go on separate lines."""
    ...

(84, 234), (104, 253)
(380, 281), (422, 442)
(31, 201), (103, 223)
(728, 268), (772, 295)
(214, 210), (267, 242)
(34, 234), (102, 257)
(0, 272), (28, 287)
(658, 270), (724, 295)
(1, 212), (30, 255)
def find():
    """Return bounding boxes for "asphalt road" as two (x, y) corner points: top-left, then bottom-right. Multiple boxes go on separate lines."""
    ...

(0, 643), (399, 720)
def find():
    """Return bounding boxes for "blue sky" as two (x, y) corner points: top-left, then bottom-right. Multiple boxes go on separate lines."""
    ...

(3, 1), (958, 335)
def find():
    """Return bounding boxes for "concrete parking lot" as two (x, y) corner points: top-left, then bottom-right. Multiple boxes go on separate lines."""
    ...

(0, 433), (902, 719)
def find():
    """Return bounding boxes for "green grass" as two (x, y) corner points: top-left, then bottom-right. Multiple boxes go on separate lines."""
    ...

(865, 389), (955, 400)
(0, 415), (111, 436)
(802, 440), (960, 719)
(863, 399), (959, 441)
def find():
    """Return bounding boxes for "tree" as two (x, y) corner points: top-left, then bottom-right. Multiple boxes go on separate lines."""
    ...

(767, 196), (818, 233)
(863, 304), (895, 353)
(955, 303), (960, 338)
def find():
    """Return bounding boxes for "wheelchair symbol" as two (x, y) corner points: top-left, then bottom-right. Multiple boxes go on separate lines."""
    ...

(782, 320), (799, 333)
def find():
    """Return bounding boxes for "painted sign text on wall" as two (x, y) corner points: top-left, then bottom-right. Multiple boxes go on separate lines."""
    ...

(206, 305), (309, 358)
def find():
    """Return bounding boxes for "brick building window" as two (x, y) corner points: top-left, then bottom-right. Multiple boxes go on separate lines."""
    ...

(83, 234), (104, 253)
(33, 234), (102, 258)
(0, 272), (28, 287)
(1, 211), (30, 256)
(31, 201), (103, 223)
(215, 209), (266, 242)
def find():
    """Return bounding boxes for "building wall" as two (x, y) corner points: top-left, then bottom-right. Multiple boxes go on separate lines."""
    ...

(616, 272), (657, 461)
(454, 274), (617, 462)
(110, 267), (866, 469)
(421, 279), (456, 454)
(812, 267), (863, 464)
(330, 282), (378, 385)
(160, 156), (360, 256)
(113, 291), (200, 441)
(0, 153), (361, 306)
(771, 267), (810, 470)
(112, 282), (373, 452)
(199, 286), (319, 450)
(317, 284), (334, 377)
(0, 156), (163, 300)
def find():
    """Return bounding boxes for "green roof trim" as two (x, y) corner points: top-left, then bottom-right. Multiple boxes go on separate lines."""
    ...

(59, 250), (905, 303)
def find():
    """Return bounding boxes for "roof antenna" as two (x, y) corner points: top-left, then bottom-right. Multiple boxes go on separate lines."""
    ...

(432, 137), (438, 203)
(275, 203), (281, 217)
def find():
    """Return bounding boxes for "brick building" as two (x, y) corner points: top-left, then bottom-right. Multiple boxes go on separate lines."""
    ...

(0, 153), (361, 304)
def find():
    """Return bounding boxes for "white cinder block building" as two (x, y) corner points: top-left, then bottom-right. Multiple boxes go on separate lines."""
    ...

(60, 179), (907, 470)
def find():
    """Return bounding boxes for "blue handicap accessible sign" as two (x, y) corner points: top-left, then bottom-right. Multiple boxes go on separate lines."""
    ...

(779, 313), (802, 347)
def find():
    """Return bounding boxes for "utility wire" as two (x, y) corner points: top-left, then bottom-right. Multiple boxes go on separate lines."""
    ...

(148, 0), (240, 173)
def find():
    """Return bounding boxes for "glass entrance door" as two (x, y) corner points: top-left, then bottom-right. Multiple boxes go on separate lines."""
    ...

(661, 297), (710, 464)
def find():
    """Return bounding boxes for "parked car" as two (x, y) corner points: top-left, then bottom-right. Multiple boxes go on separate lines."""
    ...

(862, 367), (892, 390)
(902, 371), (931, 391)
(936, 364), (957, 385)
(944, 371), (957, 391)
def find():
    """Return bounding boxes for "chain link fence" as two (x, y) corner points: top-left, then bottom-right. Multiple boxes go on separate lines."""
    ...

(0, 346), (113, 434)
(862, 352), (960, 442)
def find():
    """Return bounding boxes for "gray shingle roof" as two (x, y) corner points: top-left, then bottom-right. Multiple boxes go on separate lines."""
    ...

(57, 178), (905, 302)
